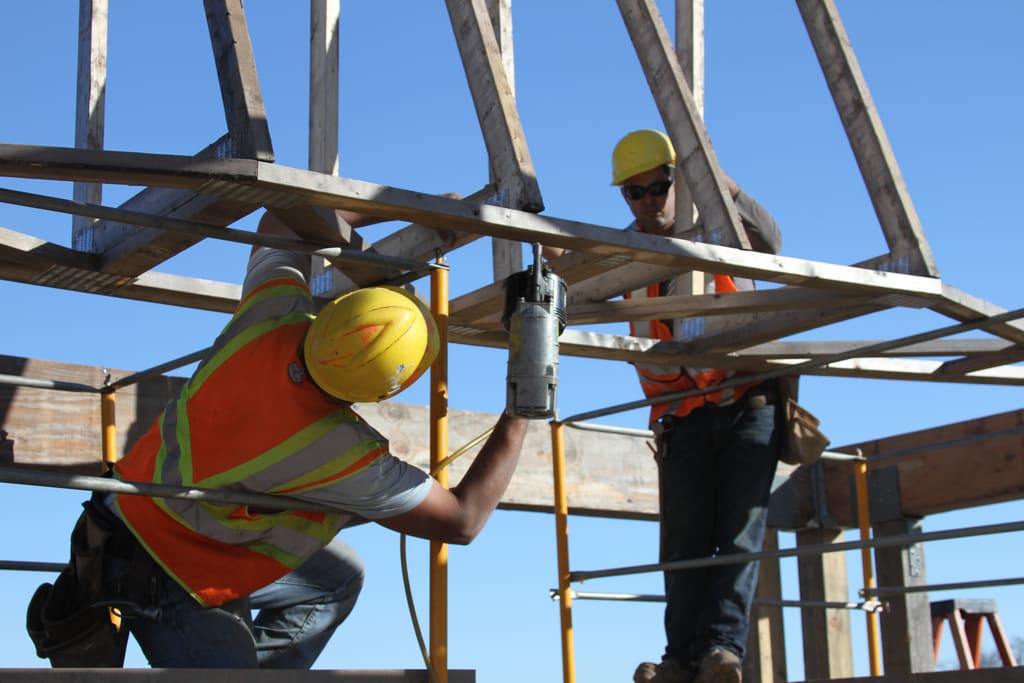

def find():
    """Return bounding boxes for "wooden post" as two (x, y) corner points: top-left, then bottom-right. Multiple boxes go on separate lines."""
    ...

(73, 0), (107, 251)
(486, 0), (523, 282)
(796, 527), (854, 679)
(744, 529), (787, 683)
(671, 0), (705, 307)
(874, 517), (934, 675)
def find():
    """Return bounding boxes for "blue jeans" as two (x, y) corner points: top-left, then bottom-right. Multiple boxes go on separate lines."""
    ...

(657, 394), (779, 666)
(121, 537), (364, 668)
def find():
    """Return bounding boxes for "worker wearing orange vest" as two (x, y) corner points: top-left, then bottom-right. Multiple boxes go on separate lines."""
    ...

(615, 131), (784, 683)
(72, 210), (529, 669)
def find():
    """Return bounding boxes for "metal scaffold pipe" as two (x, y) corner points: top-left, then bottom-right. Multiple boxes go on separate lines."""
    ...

(429, 260), (449, 683)
(560, 306), (1024, 424)
(550, 589), (883, 613)
(855, 458), (883, 676)
(0, 373), (99, 393)
(568, 519), (1024, 583)
(0, 466), (346, 516)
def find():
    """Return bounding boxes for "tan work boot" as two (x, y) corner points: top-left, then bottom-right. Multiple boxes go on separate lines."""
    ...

(694, 648), (741, 683)
(633, 658), (691, 683)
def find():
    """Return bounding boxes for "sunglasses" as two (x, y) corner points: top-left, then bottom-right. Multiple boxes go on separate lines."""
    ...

(621, 178), (673, 201)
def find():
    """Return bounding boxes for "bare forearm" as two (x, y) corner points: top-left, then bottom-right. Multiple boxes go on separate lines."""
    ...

(449, 413), (528, 540)
(379, 413), (528, 544)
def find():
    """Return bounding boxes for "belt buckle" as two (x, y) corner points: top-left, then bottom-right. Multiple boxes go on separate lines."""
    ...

(653, 415), (674, 436)
(746, 392), (768, 409)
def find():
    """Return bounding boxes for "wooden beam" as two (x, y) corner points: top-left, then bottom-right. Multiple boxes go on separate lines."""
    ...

(309, 0), (340, 177)
(933, 284), (1024, 346)
(567, 287), (868, 326)
(97, 186), (257, 277)
(616, 0), (748, 249)
(307, 0), (344, 295)
(741, 339), (1016, 360)
(6, 355), (1021, 528)
(797, 527), (854, 679)
(745, 529), (788, 683)
(485, 0), (524, 282)
(672, 0), (704, 300)
(0, 145), (957, 299)
(874, 518), (935, 676)
(445, 0), (543, 213)
(203, 0), (274, 161)
(0, 355), (659, 518)
(796, 0), (938, 277)
(72, 0), (107, 250)
(824, 409), (1024, 527)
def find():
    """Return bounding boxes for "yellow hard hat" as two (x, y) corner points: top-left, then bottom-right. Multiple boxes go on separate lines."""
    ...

(303, 286), (439, 403)
(610, 129), (676, 185)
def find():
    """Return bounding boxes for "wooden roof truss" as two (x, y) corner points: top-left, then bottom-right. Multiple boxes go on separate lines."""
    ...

(0, 0), (1021, 390)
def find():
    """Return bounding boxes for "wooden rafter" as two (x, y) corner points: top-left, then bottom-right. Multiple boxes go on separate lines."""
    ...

(616, 0), (749, 250)
(797, 0), (939, 277)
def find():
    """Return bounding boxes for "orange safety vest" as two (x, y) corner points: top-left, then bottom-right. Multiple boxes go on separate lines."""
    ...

(115, 277), (387, 607)
(628, 274), (761, 425)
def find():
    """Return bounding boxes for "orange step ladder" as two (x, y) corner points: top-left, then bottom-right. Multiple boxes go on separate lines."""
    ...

(931, 598), (1018, 669)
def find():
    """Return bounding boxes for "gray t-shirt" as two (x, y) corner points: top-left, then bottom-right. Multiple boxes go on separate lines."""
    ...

(215, 247), (433, 520)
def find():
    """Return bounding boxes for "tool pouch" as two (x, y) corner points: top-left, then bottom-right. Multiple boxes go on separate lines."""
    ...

(777, 376), (830, 466)
(26, 500), (130, 668)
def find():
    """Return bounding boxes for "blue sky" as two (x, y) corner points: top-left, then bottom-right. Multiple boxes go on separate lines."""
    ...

(1, 1), (1022, 680)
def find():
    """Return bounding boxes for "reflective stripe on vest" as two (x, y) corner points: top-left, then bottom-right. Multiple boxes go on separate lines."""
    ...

(115, 277), (386, 606)
(627, 276), (760, 425)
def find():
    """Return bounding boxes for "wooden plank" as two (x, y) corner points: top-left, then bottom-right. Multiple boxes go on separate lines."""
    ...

(803, 668), (1024, 683)
(115, 270), (240, 313)
(797, 527), (854, 680)
(567, 287), (867, 326)
(824, 410), (1024, 527)
(86, 135), (256, 277)
(442, 324), (1024, 386)
(937, 347), (1024, 377)
(0, 355), (659, 518)
(307, 0), (343, 294)
(615, 0), (748, 249)
(565, 261), (691, 305)
(0, 146), (960, 299)
(796, 0), (938, 276)
(486, 0), (514, 94)
(673, 0), (702, 242)
(784, 356), (1024, 385)
(0, 356), (176, 473)
(72, 0), (107, 249)
(874, 518), (935, 676)
(0, 226), (99, 276)
(0, 226), (240, 311)
(745, 529), (788, 683)
(7, 355), (1021, 527)
(0, 143), (258, 188)
(933, 284), (1024, 346)
(485, 0), (524, 282)
(451, 250), (655, 326)
(309, 0), (340, 177)
(680, 302), (885, 354)
(99, 188), (257, 277)
(250, 161), (953, 297)
(445, 0), (543, 213)
(203, 0), (274, 161)
(8, 218), (1017, 381)
(739, 339), (1016, 360)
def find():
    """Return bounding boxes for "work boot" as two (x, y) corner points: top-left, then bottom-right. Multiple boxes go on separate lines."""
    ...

(633, 657), (691, 682)
(694, 648), (742, 683)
